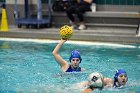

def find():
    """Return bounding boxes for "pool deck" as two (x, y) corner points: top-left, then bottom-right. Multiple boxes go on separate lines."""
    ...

(0, 25), (140, 43)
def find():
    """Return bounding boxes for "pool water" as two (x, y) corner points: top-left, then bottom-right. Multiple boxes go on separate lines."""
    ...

(0, 39), (140, 93)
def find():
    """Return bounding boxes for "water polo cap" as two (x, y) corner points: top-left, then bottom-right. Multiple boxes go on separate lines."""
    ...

(69, 50), (82, 63)
(114, 69), (127, 80)
(88, 72), (103, 88)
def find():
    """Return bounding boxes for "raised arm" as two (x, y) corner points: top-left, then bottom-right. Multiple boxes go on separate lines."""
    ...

(52, 39), (69, 72)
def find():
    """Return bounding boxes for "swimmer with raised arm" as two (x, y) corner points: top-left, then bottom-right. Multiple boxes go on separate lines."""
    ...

(80, 69), (128, 93)
(52, 39), (85, 72)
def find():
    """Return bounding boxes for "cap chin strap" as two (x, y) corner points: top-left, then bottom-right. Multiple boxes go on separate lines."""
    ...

(114, 81), (125, 88)
(114, 81), (119, 88)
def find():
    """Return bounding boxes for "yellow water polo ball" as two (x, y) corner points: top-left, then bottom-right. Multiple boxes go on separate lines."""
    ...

(59, 25), (73, 39)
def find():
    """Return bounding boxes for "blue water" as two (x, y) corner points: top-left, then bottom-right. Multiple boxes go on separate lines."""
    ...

(0, 40), (140, 93)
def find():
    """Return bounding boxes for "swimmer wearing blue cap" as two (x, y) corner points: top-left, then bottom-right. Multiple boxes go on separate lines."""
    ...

(80, 69), (128, 93)
(52, 39), (85, 72)
(113, 69), (128, 88)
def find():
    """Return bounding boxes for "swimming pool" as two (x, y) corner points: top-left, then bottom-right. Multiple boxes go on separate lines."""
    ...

(0, 38), (140, 93)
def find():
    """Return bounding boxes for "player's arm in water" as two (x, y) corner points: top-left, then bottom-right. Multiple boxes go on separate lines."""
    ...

(52, 39), (69, 72)
(81, 87), (96, 93)
(80, 76), (115, 93)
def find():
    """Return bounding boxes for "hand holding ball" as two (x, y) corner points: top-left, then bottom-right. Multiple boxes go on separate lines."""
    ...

(59, 25), (73, 39)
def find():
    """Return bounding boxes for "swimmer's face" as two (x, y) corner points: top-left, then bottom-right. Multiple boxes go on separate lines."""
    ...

(71, 58), (80, 68)
(117, 73), (128, 86)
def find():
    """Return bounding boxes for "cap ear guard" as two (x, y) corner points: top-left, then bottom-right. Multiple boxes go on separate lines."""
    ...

(114, 70), (119, 81)
(114, 75), (118, 83)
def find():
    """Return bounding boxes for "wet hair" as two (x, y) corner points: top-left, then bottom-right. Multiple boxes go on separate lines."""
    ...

(69, 50), (82, 63)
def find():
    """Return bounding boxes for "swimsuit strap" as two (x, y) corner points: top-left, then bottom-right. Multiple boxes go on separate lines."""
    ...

(65, 65), (81, 72)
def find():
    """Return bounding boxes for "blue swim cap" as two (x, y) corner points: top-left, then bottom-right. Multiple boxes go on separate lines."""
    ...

(69, 50), (82, 63)
(114, 69), (127, 79)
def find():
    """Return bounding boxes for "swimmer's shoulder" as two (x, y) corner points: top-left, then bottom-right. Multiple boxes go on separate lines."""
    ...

(103, 77), (114, 88)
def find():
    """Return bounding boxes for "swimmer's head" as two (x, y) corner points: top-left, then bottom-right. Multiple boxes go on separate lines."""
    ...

(88, 72), (103, 88)
(114, 69), (128, 87)
(69, 50), (82, 63)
